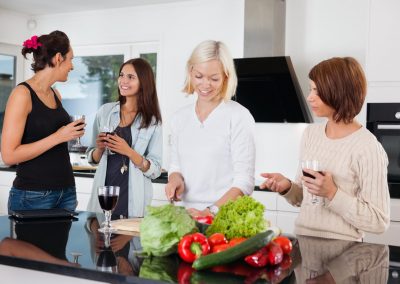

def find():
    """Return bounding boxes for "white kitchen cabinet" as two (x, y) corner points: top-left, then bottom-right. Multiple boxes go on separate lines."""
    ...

(0, 170), (15, 215)
(276, 211), (298, 235)
(151, 182), (169, 206)
(364, 221), (400, 246)
(0, 170), (93, 213)
(366, 0), (400, 83)
(74, 176), (94, 211)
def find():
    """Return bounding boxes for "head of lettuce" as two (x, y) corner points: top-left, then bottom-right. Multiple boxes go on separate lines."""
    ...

(140, 204), (197, 256)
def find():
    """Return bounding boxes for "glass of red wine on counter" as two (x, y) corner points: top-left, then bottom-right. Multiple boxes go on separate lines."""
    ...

(301, 160), (323, 205)
(98, 186), (120, 233)
(70, 114), (85, 151)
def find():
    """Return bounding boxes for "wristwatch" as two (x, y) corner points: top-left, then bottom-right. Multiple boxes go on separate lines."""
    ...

(207, 205), (219, 216)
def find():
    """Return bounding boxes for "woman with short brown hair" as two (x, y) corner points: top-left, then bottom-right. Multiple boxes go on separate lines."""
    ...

(260, 57), (390, 241)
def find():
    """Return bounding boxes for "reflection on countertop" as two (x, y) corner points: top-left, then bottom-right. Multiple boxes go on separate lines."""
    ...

(0, 211), (398, 283)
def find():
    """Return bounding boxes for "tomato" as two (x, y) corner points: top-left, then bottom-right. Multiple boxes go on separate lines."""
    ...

(211, 243), (230, 253)
(208, 233), (228, 248)
(273, 236), (293, 254)
(279, 254), (292, 270)
(228, 237), (247, 247)
(194, 215), (214, 225)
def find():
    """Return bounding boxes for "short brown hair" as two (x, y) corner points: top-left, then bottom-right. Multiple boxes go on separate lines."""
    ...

(308, 57), (367, 123)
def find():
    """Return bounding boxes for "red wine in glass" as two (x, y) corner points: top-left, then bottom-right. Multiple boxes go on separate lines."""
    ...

(70, 114), (85, 150)
(97, 186), (120, 233)
(302, 170), (323, 179)
(98, 195), (118, 211)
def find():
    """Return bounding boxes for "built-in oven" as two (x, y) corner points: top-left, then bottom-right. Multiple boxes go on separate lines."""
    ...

(367, 103), (400, 223)
(367, 103), (400, 199)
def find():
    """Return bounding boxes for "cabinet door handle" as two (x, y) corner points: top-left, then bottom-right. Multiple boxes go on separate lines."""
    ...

(377, 124), (400, 130)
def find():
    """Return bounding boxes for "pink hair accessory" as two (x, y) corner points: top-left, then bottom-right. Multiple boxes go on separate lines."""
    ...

(23, 35), (42, 49)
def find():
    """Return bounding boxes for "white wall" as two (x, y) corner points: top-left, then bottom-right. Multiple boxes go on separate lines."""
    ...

(0, 9), (29, 45)
(1, 0), (398, 184)
(27, 0), (245, 170)
(285, 0), (369, 124)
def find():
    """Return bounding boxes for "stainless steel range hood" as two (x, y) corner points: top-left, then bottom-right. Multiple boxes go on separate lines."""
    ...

(236, 0), (312, 123)
(244, 0), (285, 57)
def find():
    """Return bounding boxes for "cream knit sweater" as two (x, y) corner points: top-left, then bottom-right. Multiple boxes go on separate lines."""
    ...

(283, 122), (390, 241)
(294, 235), (389, 283)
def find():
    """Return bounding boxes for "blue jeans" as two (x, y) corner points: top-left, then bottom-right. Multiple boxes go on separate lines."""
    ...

(8, 187), (77, 214)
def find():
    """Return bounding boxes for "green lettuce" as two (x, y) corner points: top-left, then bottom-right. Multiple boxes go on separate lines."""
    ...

(140, 204), (196, 256)
(139, 255), (179, 283)
(206, 196), (266, 239)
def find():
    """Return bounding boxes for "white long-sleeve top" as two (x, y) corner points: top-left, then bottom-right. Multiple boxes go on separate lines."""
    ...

(169, 100), (256, 210)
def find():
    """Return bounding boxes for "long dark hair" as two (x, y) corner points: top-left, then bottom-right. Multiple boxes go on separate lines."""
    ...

(22, 30), (70, 72)
(118, 58), (162, 129)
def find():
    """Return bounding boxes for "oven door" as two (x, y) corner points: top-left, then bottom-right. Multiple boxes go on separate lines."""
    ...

(373, 123), (400, 198)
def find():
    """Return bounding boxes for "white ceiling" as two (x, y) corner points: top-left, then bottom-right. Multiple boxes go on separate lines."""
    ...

(0, 0), (193, 15)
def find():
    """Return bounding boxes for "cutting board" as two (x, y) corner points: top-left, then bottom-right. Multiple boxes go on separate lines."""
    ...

(111, 218), (142, 236)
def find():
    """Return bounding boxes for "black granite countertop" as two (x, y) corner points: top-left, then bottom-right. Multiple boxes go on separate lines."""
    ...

(0, 167), (270, 191)
(0, 211), (399, 283)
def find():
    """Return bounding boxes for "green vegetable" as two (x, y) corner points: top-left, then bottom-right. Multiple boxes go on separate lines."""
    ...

(192, 228), (279, 271)
(139, 255), (179, 283)
(206, 196), (266, 239)
(140, 204), (197, 256)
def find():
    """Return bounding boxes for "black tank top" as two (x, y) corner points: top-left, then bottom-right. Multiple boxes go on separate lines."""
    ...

(13, 82), (75, 190)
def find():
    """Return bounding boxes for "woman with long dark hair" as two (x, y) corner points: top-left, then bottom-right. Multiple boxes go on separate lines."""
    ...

(1, 30), (83, 212)
(87, 58), (162, 218)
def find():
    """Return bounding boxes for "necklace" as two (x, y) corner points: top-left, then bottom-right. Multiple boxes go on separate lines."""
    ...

(119, 110), (136, 175)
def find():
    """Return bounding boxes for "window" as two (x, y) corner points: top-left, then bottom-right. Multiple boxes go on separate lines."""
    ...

(55, 43), (159, 148)
(0, 43), (24, 141)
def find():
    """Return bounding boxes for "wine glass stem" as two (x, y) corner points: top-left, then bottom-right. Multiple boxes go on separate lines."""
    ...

(105, 210), (111, 230)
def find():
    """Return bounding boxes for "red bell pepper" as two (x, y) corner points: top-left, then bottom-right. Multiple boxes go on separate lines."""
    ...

(178, 233), (210, 263)
(266, 242), (284, 265)
(194, 215), (214, 225)
(244, 246), (269, 267)
(177, 261), (195, 284)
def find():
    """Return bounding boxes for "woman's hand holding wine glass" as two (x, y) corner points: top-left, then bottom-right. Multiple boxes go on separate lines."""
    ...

(301, 160), (338, 204)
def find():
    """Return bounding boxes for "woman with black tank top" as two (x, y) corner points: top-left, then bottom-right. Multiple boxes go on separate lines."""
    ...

(1, 31), (84, 213)
(86, 58), (162, 220)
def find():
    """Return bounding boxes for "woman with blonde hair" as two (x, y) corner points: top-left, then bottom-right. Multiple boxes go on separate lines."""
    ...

(165, 40), (256, 217)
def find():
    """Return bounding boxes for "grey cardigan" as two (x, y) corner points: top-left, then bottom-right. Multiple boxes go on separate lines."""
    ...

(86, 102), (162, 217)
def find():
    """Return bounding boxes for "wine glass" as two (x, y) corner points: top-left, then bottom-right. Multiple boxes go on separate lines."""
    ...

(98, 186), (120, 233)
(96, 232), (118, 273)
(70, 114), (85, 150)
(101, 125), (116, 155)
(301, 160), (323, 205)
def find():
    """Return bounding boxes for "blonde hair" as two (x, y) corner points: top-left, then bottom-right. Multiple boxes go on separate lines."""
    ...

(182, 40), (237, 100)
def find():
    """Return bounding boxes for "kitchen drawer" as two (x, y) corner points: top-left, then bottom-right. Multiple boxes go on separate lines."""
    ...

(252, 191), (277, 210)
(0, 171), (15, 186)
(276, 211), (298, 235)
(152, 183), (167, 201)
(75, 176), (94, 195)
(277, 194), (300, 213)
(264, 210), (277, 227)
(363, 221), (400, 246)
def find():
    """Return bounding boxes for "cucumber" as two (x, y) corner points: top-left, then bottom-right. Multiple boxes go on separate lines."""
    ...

(192, 227), (279, 270)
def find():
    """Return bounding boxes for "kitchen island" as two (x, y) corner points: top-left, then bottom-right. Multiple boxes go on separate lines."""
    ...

(0, 211), (398, 283)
